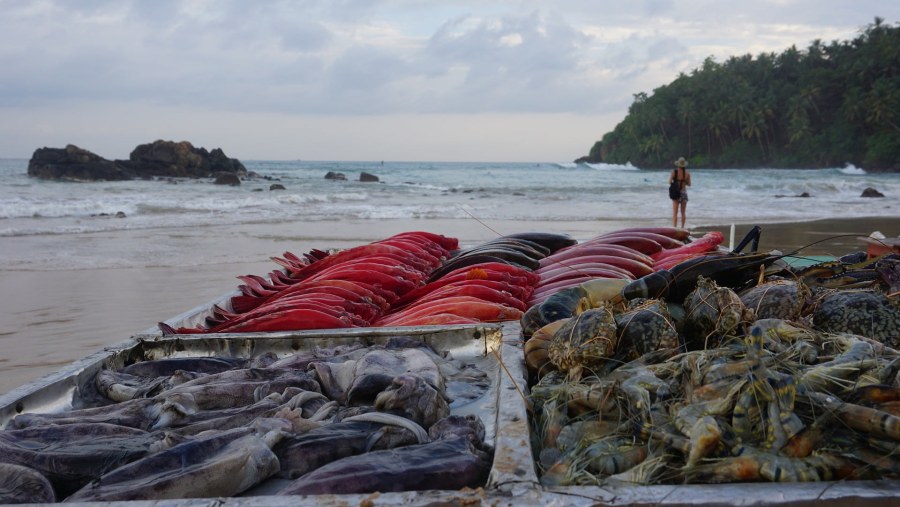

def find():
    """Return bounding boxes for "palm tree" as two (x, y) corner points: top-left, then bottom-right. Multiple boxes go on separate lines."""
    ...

(841, 87), (866, 124)
(865, 78), (900, 131)
(742, 110), (768, 162)
(800, 86), (821, 115)
(640, 135), (664, 164)
(677, 97), (696, 156)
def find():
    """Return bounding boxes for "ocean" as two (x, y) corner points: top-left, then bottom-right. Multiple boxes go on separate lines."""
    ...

(0, 158), (898, 394)
(1, 158), (898, 269)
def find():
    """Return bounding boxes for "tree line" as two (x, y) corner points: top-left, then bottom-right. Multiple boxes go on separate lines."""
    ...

(582, 18), (899, 171)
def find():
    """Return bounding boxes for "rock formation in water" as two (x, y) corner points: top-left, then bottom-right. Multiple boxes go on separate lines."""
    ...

(28, 140), (247, 182)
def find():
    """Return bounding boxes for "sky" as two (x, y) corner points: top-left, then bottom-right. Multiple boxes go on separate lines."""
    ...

(0, 1), (896, 162)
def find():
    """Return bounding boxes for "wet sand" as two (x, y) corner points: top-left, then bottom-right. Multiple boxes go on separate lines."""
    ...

(695, 216), (900, 256)
(2, 216), (898, 396)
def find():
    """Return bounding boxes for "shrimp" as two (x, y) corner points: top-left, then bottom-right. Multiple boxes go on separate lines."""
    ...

(800, 358), (880, 394)
(674, 380), (746, 437)
(619, 372), (670, 424)
(542, 436), (648, 486)
(563, 379), (621, 417)
(758, 452), (855, 482)
(686, 415), (722, 466)
(584, 440), (648, 476)
(781, 418), (833, 458)
(555, 420), (624, 453)
(766, 374), (805, 449)
(605, 455), (678, 485)
(539, 398), (568, 450)
(806, 391), (900, 442)
(686, 448), (855, 483)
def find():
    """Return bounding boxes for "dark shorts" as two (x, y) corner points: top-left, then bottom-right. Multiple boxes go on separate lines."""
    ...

(677, 191), (688, 203)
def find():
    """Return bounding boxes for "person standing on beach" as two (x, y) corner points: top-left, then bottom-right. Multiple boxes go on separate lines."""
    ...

(669, 157), (691, 228)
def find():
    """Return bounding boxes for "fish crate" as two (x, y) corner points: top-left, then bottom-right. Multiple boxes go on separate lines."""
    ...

(0, 322), (541, 506)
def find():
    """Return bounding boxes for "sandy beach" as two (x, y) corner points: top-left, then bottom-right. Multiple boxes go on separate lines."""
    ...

(2, 215), (898, 396)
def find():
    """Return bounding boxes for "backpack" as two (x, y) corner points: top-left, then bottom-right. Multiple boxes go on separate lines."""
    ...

(668, 170), (681, 200)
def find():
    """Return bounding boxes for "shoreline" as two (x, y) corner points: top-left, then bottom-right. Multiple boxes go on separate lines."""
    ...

(1, 215), (898, 395)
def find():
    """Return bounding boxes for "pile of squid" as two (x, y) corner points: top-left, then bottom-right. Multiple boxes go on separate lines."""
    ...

(0, 339), (492, 503)
(523, 247), (900, 486)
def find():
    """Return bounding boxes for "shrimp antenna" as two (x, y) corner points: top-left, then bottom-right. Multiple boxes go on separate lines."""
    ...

(456, 205), (504, 237)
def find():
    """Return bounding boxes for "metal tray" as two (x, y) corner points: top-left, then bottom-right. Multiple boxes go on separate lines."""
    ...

(2, 320), (899, 506)
(0, 322), (539, 506)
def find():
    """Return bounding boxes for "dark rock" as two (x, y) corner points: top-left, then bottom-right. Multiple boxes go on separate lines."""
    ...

(359, 172), (379, 182)
(325, 171), (347, 181)
(27, 145), (131, 181)
(798, 192), (810, 197)
(28, 140), (247, 181)
(270, 184), (286, 191)
(861, 187), (885, 198)
(120, 140), (246, 178)
(115, 211), (126, 218)
(213, 173), (241, 186)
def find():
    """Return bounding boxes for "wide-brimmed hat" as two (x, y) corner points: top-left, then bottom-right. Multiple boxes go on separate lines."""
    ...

(674, 157), (688, 167)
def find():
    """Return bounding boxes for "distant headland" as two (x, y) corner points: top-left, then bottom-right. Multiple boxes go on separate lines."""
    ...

(27, 140), (248, 183)
(575, 18), (899, 173)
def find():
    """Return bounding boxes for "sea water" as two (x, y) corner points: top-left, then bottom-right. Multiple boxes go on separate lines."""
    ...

(2, 158), (898, 236)
(1, 158), (898, 272)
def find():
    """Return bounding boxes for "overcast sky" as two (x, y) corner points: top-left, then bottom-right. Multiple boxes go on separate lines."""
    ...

(0, 1), (895, 162)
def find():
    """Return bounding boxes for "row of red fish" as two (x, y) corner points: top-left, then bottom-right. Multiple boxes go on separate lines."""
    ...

(160, 232), (536, 334)
(159, 228), (723, 335)
(528, 228), (723, 305)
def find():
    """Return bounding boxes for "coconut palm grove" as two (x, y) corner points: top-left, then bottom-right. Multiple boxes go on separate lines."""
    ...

(582, 18), (899, 171)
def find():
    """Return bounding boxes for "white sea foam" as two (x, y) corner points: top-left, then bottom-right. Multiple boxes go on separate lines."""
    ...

(584, 161), (638, 171)
(840, 163), (867, 175)
(1, 159), (897, 240)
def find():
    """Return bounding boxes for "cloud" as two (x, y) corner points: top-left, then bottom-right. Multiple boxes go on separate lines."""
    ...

(0, 0), (897, 159)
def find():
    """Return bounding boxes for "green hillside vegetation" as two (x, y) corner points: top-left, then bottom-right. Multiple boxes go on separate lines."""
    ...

(583, 18), (900, 171)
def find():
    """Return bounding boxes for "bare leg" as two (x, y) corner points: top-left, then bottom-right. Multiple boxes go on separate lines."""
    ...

(680, 201), (687, 228)
(671, 200), (679, 227)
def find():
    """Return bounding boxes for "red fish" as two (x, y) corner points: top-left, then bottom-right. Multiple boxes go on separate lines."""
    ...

(376, 238), (448, 264)
(390, 269), (536, 308)
(206, 296), (368, 331)
(535, 255), (652, 278)
(593, 231), (685, 249)
(230, 279), (391, 314)
(651, 231), (724, 262)
(213, 308), (357, 333)
(282, 243), (432, 279)
(385, 284), (526, 313)
(390, 278), (533, 310)
(539, 243), (653, 268)
(373, 296), (523, 326)
(434, 262), (540, 283)
(580, 236), (663, 255)
(536, 266), (634, 287)
(309, 261), (427, 284)
(652, 252), (707, 271)
(386, 231), (459, 251)
(597, 226), (691, 240)
(382, 313), (481, 326)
